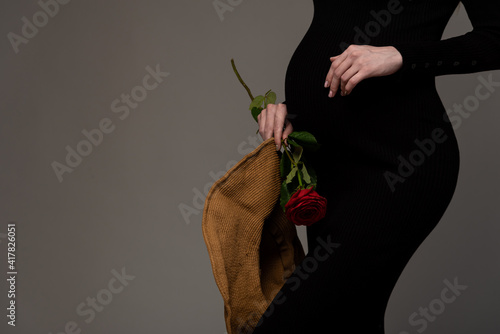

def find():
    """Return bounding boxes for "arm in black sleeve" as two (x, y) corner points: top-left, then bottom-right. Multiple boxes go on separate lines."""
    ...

(392, 0), (500, 77)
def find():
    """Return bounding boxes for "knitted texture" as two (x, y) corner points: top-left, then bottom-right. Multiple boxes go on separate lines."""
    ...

(202, 137), (306, 334)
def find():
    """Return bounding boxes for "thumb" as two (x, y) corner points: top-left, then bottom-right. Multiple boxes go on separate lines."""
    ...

(282, 120), (293, 146)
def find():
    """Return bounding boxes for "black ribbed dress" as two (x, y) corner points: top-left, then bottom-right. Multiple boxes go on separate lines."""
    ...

(252, 0), (500, 333)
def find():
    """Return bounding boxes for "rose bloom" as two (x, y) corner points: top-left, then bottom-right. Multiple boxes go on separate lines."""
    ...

(285, 186), (327, 226)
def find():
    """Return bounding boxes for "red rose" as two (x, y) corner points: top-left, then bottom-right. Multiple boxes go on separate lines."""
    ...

(284, 186), (327, 226)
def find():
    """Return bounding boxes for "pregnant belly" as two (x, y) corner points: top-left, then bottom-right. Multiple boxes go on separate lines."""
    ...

(285, 34), (438, 120)
(284, 40), (451, 166)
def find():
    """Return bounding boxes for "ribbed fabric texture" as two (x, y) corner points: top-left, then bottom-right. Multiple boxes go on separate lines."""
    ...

(202, 137), (305, 334)
(252, 1), (500, 333)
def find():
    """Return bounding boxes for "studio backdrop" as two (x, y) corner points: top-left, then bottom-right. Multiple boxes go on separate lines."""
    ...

(1, 0), (499, 333)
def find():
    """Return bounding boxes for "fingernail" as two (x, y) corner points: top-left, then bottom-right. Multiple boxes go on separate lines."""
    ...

(328, 91), (333, 98)
(341, 90), (345, 96)
(276, 144), (280, 150)
(324, 80), (329, 88)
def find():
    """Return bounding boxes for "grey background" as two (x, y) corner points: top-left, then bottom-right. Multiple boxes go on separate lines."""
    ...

(1, 0), (499, 333)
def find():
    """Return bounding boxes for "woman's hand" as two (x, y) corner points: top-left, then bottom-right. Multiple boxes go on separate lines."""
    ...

(324, 44), (403, 97)
(257, 103), (293, 151)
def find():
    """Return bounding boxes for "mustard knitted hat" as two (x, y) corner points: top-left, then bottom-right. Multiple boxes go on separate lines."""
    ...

(202, 137), (306, 334)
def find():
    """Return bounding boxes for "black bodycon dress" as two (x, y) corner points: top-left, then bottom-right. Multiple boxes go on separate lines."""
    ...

(251, 0), (500, 333)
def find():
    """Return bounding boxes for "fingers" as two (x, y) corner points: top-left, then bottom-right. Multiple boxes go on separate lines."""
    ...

(324, 53), (344, 95)
(273, 104), (286, 150)
(257, 108), (266, 141)
(338, 66), (359, 94)
(282, 119), (293, 148)
(257, 103), (289, 150)
(325, 54), (352, 98)
(343, 70), (364, 95)
(263, 104), (276, 146)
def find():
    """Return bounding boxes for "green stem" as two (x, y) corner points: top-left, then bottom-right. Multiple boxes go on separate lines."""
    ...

(281, 139), (304, 188)
(281, 139), (294, 165)
(296, 164), (304, 188)
(231, 58), (254, 102)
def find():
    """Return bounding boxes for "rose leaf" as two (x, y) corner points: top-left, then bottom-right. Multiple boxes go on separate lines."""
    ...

(288, 131), (321, 151)
(286, 165), (298, 184)
(301, 164), (311, 184)
(251, 106), (262, 123)
(264, 91), (276, 107)
(249, 95), (265, 111)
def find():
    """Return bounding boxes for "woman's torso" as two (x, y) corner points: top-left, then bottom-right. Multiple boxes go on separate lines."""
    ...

(284, 0), (461, 176)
